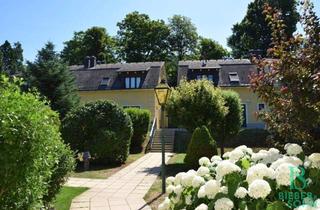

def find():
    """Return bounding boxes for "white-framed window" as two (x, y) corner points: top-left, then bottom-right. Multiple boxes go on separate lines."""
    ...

(258, 103), (265, 111)
(125, 77), (141, 89)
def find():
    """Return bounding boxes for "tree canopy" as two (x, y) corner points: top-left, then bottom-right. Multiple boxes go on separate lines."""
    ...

(61, 27), (117, 65)
(0, 40), (24, 75)
(168, 15), (199, 60)
(250, 1), (320, 152)
(227, 0), (299, 58)
(26, 42), (79, 118)
(199, 37), (229, 60)
(116, 11), (170, 62)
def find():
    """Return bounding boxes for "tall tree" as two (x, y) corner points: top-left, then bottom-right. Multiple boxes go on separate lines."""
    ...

(61, 27), (117, 65)
(199, 37), (229, 60)
(27, 42), (79, 118)
(168, 15), (199, 60)
(0, 40), (24, 75)
(250, 1), (320, 152)
(227, 0), (299, 58)
(116, 11), (170, 62)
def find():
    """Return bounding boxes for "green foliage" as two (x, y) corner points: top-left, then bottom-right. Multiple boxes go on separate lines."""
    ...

(166, 79), (227, 135)
(199, 37), (229, 60)
(125, 108), (151, 153)
(117, 11), (170, 62)
(250, 2), (320, 152)
(0, 40), (24, 75)
(227, 0), (299, 58)
(26, 42), (79, 118)
(168, 15), (199, 60)
(61, 27), (118, 65)
(0, 75), (74, 209)
(227, 128), (270, 147)
(62, 100), (133, 164)
(184, 126), (218, 168)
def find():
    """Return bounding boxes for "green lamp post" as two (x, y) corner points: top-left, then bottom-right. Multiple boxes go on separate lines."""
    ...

(154, 79), (171, 194)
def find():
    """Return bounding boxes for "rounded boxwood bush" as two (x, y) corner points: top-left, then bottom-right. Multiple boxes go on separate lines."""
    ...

(0, 76), (74, 209)
(125, 108), (151, 153)
(184, 125), (218, 168)
(62, 100), (133, 164)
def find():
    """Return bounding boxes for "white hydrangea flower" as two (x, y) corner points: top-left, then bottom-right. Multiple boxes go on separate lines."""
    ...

(219, 186), (228, 194)
(185, 195), (192, 205)
(270, 156), (303, 169)
(248, 179), (271, 199)
(211, 155), (222, 163)
(195, 203), (208, 210)
(173, 184), (183, 195)
(214, 197), (234, 210)
(203, 179), (220, 199)
(235, 187), (247, 198)
(197, 166), (210, 177)
(314, 199), (320, 208)
(216, 160), (241, 179)
(158, 197), (171, 210)
(234, 145), (253, 155)
(192, 175), (205, 188)
(294, 205), (317, 210)
(275, 163), (299, 186)
(229, 149), (245, 162)
(246, 163), (275, 184)
(197, 186), (206, 198)
(171, 195), (180, 204)
(166, 176), (175, 185)
(167, 185), (175, 194)
(308, 153), (320, 169)
(174, 172), (186, 185)
(199, 157), (210, 166)
(181, 170), (196, 187)
(286, 143), (303, 156)
(223, 152), (231, 159)
(251, 152), (269, 163)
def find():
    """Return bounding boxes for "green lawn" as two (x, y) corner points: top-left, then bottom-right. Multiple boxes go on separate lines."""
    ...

(71, 153), (145, 179)
(54, 186), (88, 210)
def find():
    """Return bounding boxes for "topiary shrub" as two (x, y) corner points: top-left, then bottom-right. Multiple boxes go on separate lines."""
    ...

(62, 100), (133, 164)
(0, 75), (74, 209)
(184, 126), (218, 168)
(125, 108), (151, 153)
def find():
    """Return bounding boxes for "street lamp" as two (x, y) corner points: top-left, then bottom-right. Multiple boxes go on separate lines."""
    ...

(154, 79), (171, 194)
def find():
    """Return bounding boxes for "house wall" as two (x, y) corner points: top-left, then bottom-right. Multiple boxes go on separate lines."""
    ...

(78, 89), (164, 128)
(222, 86), (266, 129)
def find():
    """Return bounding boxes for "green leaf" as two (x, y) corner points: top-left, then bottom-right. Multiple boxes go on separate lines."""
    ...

(241, 158), (251, 170)
(266, 201), (290, 210)
(225, 172), (242, 198)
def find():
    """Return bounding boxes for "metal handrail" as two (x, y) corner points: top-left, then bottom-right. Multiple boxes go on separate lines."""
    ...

(145, 117), (157, 153)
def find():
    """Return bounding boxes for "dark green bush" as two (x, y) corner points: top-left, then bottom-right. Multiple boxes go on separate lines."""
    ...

(62, 100), (133, 164)
(0, 76), (74, 209)
(174, 129), (192, 153)
(184, 126), (218, 168)
(225, 128), (270, 148)
(125, 108), (151, 153)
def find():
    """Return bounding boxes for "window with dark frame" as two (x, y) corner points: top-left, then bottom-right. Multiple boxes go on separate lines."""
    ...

(258, 103), (265, 111)
(125, 77), (141, 89)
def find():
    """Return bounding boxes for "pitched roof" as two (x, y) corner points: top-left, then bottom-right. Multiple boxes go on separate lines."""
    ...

(178, 59), (257, 87)
(70, 62), (165, 91)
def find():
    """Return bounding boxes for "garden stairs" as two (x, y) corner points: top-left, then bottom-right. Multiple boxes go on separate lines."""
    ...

(149, 129), (175, 152)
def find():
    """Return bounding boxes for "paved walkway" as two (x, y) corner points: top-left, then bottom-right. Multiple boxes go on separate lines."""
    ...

(65, 152), (172, 210)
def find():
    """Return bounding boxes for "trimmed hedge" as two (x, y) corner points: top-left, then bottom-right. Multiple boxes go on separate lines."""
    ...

(62, 100), (133, 164)
(225, 128), (270, 148)
(184, 126), (218, 168)
(174, 129), (192, 153)
(0, 76), (74, 209)
(125, 108), (151, 153)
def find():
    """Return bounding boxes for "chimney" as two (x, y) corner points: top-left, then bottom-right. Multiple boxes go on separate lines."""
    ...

(84, 56), (91, 68)
(90, 56), (96, 68)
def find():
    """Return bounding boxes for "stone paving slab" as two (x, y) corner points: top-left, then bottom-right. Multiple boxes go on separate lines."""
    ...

(66, 152), (172, 210)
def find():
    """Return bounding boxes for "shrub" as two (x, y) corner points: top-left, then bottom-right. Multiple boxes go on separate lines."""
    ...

(184, 126), (218, 168)
(226, 128), (270, 148)
(160, 144), (320, 210)
(62, 100), (133, 164)
(0, 76), (74, 209)
(125, 108), (151, 153)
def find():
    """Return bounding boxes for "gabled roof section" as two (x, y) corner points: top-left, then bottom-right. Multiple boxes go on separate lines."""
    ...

(70, 62), (165, 91)
(177, 59), (256, 87)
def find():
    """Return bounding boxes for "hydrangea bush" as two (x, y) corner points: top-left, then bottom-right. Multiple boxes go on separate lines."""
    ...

(159, 144), (320, 210)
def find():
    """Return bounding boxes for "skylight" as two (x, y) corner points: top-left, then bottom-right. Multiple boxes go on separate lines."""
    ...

(229, 72), (240, 83)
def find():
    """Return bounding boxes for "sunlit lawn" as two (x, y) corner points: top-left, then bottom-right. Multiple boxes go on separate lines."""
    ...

(71, 153), (145, 179)
(54, 186), (88, 210)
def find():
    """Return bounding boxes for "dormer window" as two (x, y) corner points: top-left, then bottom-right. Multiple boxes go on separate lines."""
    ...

(196, 74), (214, 83)
(229, 72), (240, 84)
(125, 77), (141, 89)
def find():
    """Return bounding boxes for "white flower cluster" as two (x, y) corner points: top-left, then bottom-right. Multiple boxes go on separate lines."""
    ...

(159, 144), (320, 210)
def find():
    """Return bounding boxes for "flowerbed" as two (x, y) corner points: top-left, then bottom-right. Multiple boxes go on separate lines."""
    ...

(159, 144), (320, 210)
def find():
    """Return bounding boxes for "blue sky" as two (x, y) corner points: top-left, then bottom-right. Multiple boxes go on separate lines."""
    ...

(1, 0), (319, 62)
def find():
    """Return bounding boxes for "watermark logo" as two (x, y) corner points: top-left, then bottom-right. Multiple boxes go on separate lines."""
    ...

(278, 166), (317, 208)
